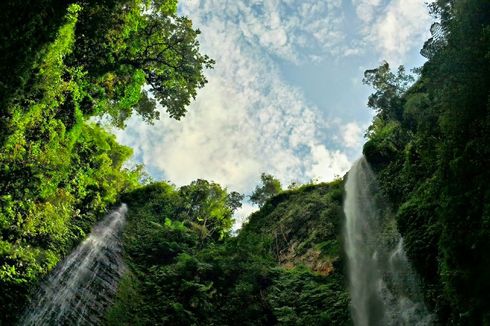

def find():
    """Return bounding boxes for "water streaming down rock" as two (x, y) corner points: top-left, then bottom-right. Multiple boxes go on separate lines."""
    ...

(19, 204), (128, 326)
(343, 158), (432, 326)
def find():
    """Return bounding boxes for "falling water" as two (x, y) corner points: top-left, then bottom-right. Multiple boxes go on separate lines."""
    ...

(343, 158), (432, 326)
(19, 204), (128, 325)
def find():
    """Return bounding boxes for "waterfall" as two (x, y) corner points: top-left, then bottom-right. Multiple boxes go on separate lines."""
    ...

(18, 204), (128, 326)
(343, 158), (432, 326)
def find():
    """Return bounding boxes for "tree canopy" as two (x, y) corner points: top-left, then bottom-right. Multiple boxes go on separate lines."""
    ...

(69, 0), (214, 126)
(363, 0), (490, 323)
(250, 173), (283, 207)
(0, 0), (212, 323)
(107, 180), (349, 325)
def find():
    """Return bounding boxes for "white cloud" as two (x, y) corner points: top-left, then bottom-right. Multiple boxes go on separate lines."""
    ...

(307, 144), (351, 181)
(115, 0), (353, 229)
(352, 0), (382, 23)
(118, 59), (351, 193)
(342, 122), (363, 149)
(355, 0), (431, 64)
(114, 0), (433, 228)
(184, 0), (346, 63)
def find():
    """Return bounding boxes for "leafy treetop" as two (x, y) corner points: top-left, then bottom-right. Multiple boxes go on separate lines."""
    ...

(69, 0), (214, 127)
(250, 173), (283, 207)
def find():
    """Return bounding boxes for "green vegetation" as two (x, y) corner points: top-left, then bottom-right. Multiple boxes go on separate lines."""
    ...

(362, 0), (490, 323)
(1, 0), (489, 324)
(0, 0), (211, 323)
(107, 180), (350, 325)
(0, 1), (350, 324)
(250, 173), (283, 207)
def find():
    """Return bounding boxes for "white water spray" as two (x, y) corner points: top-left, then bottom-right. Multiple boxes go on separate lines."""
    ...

(19, 204), (128, 325)
(343, 158), (432, 326)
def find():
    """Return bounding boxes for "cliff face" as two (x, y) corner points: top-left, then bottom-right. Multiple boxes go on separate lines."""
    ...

(240, 181), (345, 276)
(360, 2), (490, 323)
(236, 181), (351, 325)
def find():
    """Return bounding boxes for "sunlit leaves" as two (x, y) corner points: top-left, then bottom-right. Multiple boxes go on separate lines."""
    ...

(250, 173), (283, 207)
(71, 0), (213, 125)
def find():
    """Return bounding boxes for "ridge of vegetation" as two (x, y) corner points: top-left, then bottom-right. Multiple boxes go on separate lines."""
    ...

(107, 180), (350, 325)
(0, 1), (211, 323)
(362, 0), (490, 323)
(0, 0), (488, 325)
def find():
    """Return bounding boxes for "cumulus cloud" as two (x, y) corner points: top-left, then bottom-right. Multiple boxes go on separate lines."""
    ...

(307, 144), (351, 181)
(352, 0), (382, 23)
(117, 57), (350, 194)
(354, 0), (431, 64)
(182, 0), (346, 63)
(115, 0), (352, 201)
(114, 0), (431, 228)
(342, 122), (363, 149)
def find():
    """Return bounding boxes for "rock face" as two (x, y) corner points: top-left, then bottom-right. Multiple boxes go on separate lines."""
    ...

(18, 205), (127, 326)
(242, 181), (345, 275)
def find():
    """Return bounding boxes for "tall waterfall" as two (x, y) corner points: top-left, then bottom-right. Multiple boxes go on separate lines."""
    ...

(343, 158), (432, 326)
(19, 204), (128, 325)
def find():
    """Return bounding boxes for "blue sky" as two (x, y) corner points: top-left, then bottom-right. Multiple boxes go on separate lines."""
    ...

(115, 0), (433, 224)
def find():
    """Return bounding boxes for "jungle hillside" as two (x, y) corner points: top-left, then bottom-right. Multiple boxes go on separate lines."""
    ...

(0, 0), (489, 325)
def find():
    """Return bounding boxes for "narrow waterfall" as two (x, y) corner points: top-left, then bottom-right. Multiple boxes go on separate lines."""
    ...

(343, 158), (432, 326)
(19, 204), (128, 325)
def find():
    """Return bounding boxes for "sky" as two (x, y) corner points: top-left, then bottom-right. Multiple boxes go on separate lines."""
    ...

(115, 0), (433, 226)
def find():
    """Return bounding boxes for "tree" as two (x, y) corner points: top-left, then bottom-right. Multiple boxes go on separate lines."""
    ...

(0, 1), (213, 322)
(363, 62), (414, 121)
(250, 173), (282, 207)
(178, 179), (243, 241)
(70, 0), (214, 127)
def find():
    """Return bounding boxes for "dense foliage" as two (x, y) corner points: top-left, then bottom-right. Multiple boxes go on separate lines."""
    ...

(107, 181), (350, 325)
(363, 0), (490, 324)
(250, 173), (283, 208)
(0, 1), (211, 323)
(2, 0), (489, 324)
